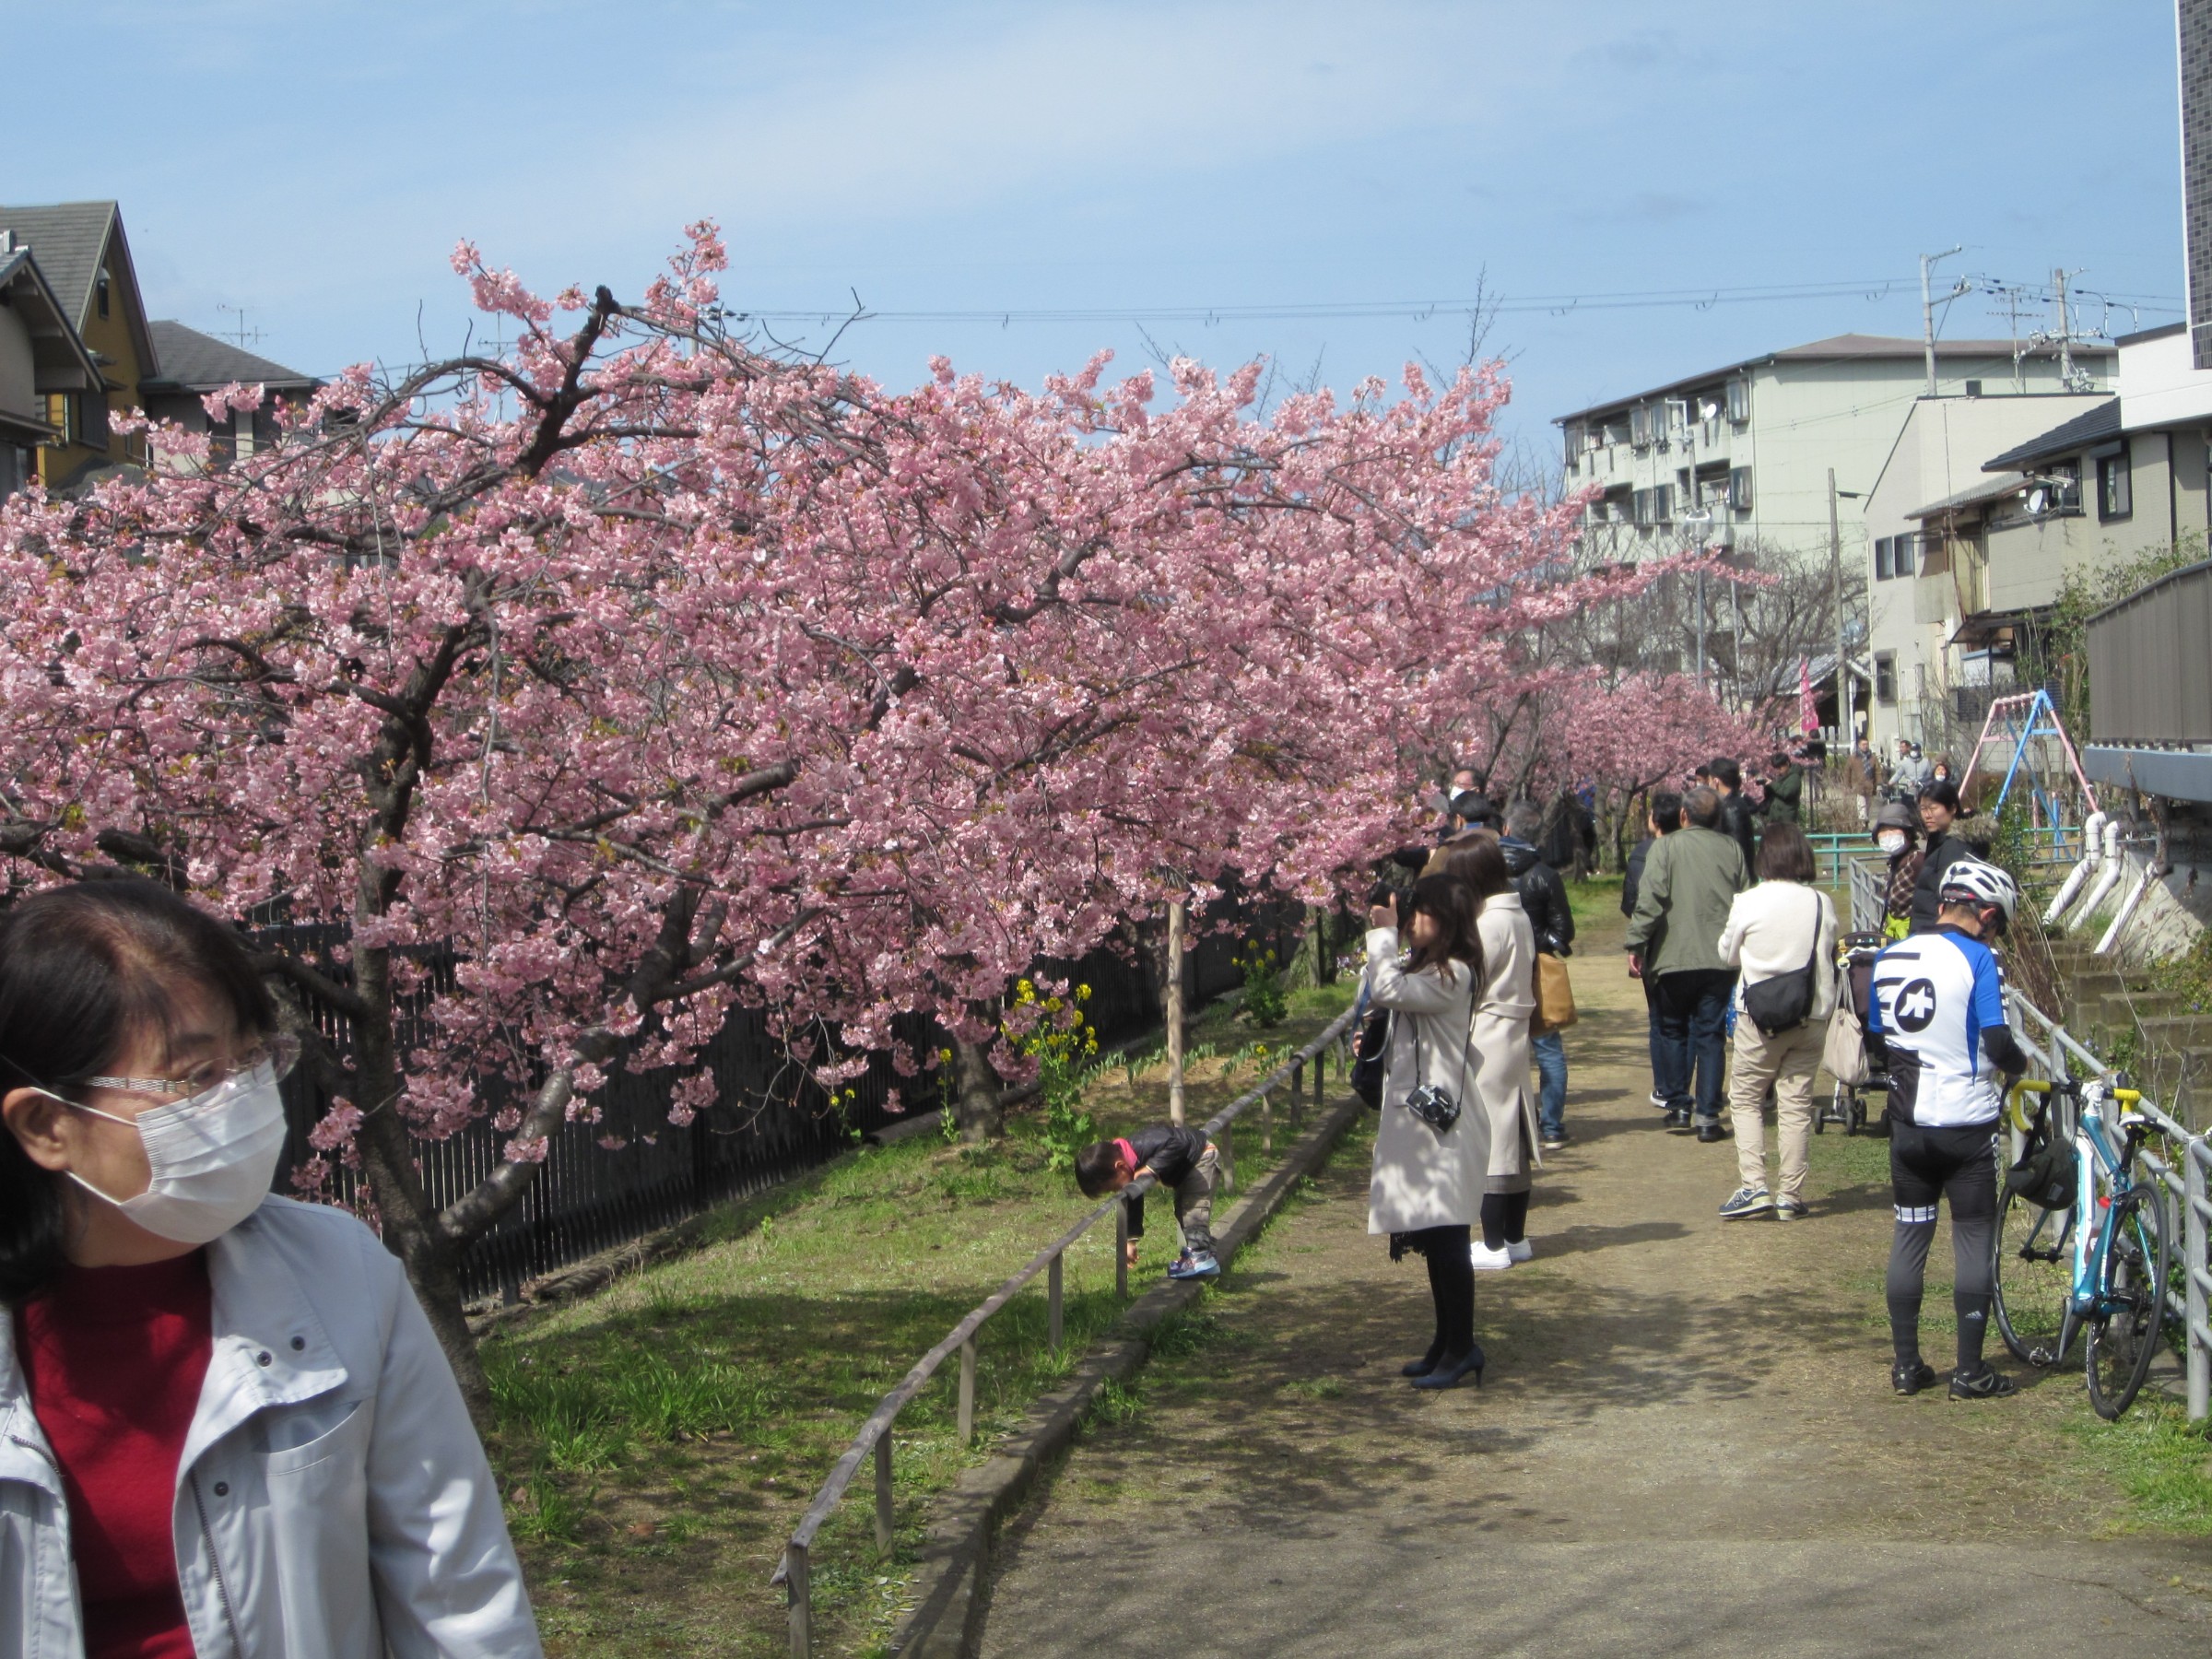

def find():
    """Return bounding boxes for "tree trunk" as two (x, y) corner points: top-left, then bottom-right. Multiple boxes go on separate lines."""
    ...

(347, 938), (498, 1428)
(951, 1034), (1004, 1143)
(357, 1109), (490, 1425)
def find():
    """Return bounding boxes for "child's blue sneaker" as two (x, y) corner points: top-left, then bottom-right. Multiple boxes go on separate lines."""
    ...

(1167, 1250), (1220, 1280)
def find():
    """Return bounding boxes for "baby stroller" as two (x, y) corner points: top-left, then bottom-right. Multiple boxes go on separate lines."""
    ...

(1814, 931), (1892, 1135)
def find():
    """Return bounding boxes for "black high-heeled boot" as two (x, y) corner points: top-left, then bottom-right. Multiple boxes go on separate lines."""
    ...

(1410, 1343), (1486, 1391)
(1401, 1335), (1445, 1378)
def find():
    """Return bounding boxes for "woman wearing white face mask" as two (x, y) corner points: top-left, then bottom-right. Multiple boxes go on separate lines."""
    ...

(1869, 798), (1923, 941)
(0, 881), (539, 1659)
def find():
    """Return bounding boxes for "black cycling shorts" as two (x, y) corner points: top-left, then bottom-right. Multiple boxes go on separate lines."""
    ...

(1888, 1118), (1998, 1227)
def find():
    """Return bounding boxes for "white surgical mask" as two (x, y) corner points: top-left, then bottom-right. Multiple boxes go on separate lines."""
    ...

(1877, 831), (1908, 855)
(50, 1063), (288, 1244)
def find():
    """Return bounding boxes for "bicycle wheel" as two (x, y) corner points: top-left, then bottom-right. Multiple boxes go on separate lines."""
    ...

(1992, 1187), (2074, 1366)
(2084, 1183), (2171, 1420)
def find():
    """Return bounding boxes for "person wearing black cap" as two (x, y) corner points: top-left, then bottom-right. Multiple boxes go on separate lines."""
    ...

(1906, 779), (1969, 934)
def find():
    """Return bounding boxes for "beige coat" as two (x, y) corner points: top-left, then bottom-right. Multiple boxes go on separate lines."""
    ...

(1469, 890), (1541, 1189)
(1362, 926), (1483, 1234)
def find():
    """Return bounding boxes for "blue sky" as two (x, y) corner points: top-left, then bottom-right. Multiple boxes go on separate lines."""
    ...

(2, 1), (2189, 454)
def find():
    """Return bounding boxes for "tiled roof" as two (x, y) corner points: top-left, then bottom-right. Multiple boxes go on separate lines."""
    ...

(0, 202), (119, 335)
(144, 321), (319, 393)
(1982, 399), (2124, 471)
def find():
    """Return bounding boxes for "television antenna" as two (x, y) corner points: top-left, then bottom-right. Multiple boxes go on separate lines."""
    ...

(215, 304), (265, 349)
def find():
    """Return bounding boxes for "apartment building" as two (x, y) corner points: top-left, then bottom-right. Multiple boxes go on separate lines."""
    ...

(1858, 391), (2114, 752)
(1556, 334), (2112, 570)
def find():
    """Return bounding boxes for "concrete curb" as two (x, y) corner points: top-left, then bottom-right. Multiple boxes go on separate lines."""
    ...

(887, 1091), (1366, 1658)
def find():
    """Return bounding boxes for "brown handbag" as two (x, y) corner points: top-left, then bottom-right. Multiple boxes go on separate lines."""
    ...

(1530, 952), (1579, 1036)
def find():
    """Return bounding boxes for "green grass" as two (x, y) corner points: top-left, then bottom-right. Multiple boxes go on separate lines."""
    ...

(2066, 1398), (2212, 1534)
(483, 980), (1354, 1659)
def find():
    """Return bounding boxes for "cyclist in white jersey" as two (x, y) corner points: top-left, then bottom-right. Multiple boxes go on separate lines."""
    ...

(1865, 857), (2030, 1399)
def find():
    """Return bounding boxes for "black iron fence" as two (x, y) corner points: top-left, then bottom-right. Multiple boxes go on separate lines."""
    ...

(265, 895), (1297, 1304)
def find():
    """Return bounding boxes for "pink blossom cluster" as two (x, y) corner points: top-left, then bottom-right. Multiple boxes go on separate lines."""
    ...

(0, 224), (1704, 1257)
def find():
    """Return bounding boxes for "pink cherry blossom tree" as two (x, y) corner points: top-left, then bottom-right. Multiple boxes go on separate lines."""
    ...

(0, 225), (1682, 1399)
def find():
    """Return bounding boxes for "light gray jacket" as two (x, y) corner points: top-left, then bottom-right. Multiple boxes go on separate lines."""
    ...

(0, 1195), (541, 1659)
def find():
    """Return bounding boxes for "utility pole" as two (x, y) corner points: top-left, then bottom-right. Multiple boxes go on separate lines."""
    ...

(1829, 469), (1852, 745)
(2053, 267), (2074, 388)
(1920, 246), (1964, 398)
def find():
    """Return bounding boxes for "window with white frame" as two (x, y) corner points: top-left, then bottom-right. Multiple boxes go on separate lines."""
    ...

(2097, 445), (2132, 521)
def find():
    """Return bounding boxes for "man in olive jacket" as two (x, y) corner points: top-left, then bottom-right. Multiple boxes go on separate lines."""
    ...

(1625, 785), (1749, 1139)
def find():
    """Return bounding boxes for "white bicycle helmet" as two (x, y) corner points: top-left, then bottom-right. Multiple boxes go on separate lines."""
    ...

(1938, 856), (2019, 926)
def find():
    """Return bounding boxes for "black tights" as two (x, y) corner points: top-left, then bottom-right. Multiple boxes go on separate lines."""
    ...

(1885, 1121), (1999, 1370)
(1479, 1191), (1530, 1253)
(1404, 1224), (1476, 1357)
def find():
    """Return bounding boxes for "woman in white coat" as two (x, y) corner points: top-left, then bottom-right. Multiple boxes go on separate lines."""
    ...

(0, 880), (540, 1659)
(1446, 840), (1542, 1269)
(1364, 874), (1488, 1391)
(1716, 820), (1839, 1220)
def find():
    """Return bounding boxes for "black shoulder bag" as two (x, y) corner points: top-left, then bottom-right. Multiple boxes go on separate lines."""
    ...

(1351, 1002), (1389, 1110)
(1741, 889), (1826, 1037)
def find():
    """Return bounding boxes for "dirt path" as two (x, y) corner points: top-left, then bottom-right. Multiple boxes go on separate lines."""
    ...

(979, 915), (2212, 1656)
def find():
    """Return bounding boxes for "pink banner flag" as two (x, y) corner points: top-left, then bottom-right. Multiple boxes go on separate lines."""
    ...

(1799, 656), (1818, 735)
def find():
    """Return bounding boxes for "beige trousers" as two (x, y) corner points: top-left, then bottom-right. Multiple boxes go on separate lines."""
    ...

(1727, 1018), (1825, 1200)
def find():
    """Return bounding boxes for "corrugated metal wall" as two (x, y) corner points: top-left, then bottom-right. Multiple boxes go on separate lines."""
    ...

(2088, 560), (2212, 745)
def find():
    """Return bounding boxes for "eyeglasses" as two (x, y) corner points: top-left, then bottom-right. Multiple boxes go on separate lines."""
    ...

(87, 1033), (302, 1100)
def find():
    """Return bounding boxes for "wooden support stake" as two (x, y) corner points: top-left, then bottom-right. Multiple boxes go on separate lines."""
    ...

(1114, 1200), (1129, 1299)
(785, 1544), (812, 1659)
(1166, 899), (1187, 1126)
(1218, 1124), (1235, 1194)
(1047, 1251), (1064, 1352)
(873, 1433), (894, 1559)
(1261, 1089), (1273, 1154)
(957, 1337), (977, 1446)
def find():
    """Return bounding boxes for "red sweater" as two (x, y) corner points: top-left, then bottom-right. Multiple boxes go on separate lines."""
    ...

(13, 1253), (213, 1659)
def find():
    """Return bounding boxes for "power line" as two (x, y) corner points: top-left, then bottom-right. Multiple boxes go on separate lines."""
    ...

(732, 274), (2183, 331)
(736, 277), (1912, 328)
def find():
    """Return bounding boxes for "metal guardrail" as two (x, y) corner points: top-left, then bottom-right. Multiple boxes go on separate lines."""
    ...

(1808, 825), (2080, 895)
(769, 1003), (1359, 1657)
(2006, 989), (2211, 1422)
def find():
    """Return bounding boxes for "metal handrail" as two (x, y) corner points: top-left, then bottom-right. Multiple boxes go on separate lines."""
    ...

(771, 1002), (1359, 1657)
(2005, 987), (2210, 1423)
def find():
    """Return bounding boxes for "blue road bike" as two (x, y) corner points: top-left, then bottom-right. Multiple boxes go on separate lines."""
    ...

(1991, 1077), (2172, 1419)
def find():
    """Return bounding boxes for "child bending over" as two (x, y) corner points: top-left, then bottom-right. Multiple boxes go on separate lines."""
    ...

(1076, 1125), (1220, 1280)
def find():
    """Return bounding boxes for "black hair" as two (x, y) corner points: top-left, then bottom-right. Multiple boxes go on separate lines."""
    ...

(1404, 870), (1485, 983)
(1918, 778), (1961, 815)
(1767, 750), (1791, 771)
(1075, 1140), (1124, 1198)
(1709, 757), (1743, 791)
(1650, 789), (1683, 833)
(0, 880), (274, 1304)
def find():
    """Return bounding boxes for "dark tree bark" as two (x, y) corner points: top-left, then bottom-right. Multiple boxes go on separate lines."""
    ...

(950, 1033), (1004, 1142)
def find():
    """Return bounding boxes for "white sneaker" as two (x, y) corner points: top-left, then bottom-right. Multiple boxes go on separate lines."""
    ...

(1506, 1238), (1533, 1264)
(1470, 1241), (1514, 1271)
